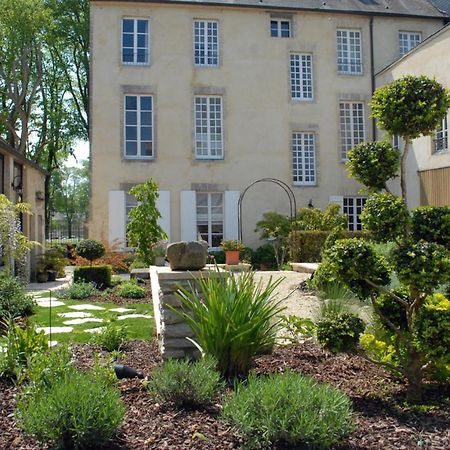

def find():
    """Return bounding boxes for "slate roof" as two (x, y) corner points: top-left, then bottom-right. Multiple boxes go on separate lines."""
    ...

(92, 0), (447, 18)
(428, 0), (450, 15)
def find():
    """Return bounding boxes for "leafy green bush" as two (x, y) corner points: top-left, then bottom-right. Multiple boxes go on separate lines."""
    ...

(16, 365), (125, 449)
(221, 371), (353, 449)
(0, 271), (35, 320)
(73, 265), (112, 288)
(411, 206), (450, 247)
(253, 243), (277, 269)
(128, 256), (148, 270)
(174, 271), (284, 378)
(76, 239), (105, 263)
(294, 204), (347, 231)
(148, 357), (224, 408)
(281, 315), (316, 343)
(93, 320), (128, 352)
(375, 288), (410, 331)
(117, 281), (146, 299)
(208, 250), (225, 264)
(0, 320), (48, 379)
(57, 281), (98, 300)
(240, 246), (254, 264)
(316, 313), (365, 353)
(347, 141), (400, 191)
(307, 260), (339, 290)
(318, 284), (358, 320)
(361, 193), (410, 243)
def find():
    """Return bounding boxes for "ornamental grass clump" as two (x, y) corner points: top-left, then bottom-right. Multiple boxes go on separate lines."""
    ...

(174, 271), (284, 378)
(222, 371), (353, 449)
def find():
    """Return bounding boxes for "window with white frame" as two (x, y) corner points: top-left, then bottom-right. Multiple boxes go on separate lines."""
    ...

(194, 20), (219, 66)
(124, 95), (154, 158)
(434, 114), (448, 154)
(292, 132), (316, 185)
(399, 31), (421, 56)
(194, 96), (223, 159)
(337, 29), (362, 75)
(270, 18), (291, 37)
(122, 18), (149, 64)
(343, 197), (366, 231)
(196, 192), (223, 248)
(290, 53), (313, 100)
(339, 102), (365, 160)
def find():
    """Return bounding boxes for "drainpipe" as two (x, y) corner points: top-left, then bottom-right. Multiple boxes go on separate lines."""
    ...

(370, 16), (376, 141)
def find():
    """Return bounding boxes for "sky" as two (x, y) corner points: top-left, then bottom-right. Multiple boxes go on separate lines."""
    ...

(66, 139), (89, 167)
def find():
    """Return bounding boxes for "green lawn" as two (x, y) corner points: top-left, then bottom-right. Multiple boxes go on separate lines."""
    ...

(28, 292), (154, 344)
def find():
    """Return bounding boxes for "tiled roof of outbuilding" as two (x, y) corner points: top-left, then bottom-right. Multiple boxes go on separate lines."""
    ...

(92, 0), (447, 18)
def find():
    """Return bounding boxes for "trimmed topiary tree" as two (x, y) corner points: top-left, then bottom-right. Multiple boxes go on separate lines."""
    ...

(76, 239), (105, 266)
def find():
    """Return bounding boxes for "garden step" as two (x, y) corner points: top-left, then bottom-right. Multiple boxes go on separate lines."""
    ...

(291, 263), (319, 274)
(131, 268), (150, 280)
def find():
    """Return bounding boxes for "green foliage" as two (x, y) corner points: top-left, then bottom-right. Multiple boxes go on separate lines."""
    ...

(255, 211), (292, 239)
(148, 357), (224, 408)
(220, 239), (245, 251)
(0, 271), (35, 319)
(208, 250), (225, 264)
(253, 243), (277, 269)
(93, 320), (128, 352)
(294, 204), (347, 231)
(308, 260), (339, 290)
(392, 241), (450, 295)
(128, 257), (148, 270)
(360, 332), (397, 367)
(280, 315), (316, 343)
(289, 230), (329, 262)
(76, 239), (105, 262)
(323, 239), (390, 299)
(36, 248), (67, 277)
(317, 313), (365, 353)
(16, 364), (125, 449)
(371, 75), (450, 140)
(117, 281), (146, 299)
(411, 206), (450, 247)
(240, 246), (254, 264)
(73, 265), (112, 288)
(174, 271), (284, 378)
(375, 287), (410, 331)
(0, 320), (48, 379)
(127, 179), (167, 266)
(318, 285), (357, 320)
(347, 141), (400, 191)
(57, 281), (98, 300)
(361, 193), (410, 242)
(221, 371), (353, 449)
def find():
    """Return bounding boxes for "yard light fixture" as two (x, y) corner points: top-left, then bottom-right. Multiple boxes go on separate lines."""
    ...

(114, 364), (145, 379)
(308, 199), (314, 208)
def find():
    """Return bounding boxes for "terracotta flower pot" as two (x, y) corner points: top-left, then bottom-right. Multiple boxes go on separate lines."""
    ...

(225, 250), (240, 265)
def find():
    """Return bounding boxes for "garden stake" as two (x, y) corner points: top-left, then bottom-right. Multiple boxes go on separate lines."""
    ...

(49, 290), (52, 345)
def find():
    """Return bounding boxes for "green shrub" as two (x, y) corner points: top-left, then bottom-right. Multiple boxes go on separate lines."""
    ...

(0, 320), (48, 379)
(209, 250), (225, 264)
(148, 357), (224, 408)
(240, 246), (254, 264)
(36, 248), (67, 277)
(294, 204), (347, 231)
(281, 315), (316, 343)
(93, 320), (128, 352)
(73, 265), (112, 288)
(128, 257), (148, 270)
(253, 243), (277, 269)
(289, 230), (329, 262)
(307, 260), (339, 290)
(411, 206), (450, 247)
(57, 281), (98, 300)
(16, 365), (124, 449)
(375, 287), (410, 331)
(317, 313), (365, 353)
(174, 271), (284, 378)
(0, 272), (35, 320)
(318, 286), (357, 321)
(117, 281), (146, 299)
(76, 239), (106, 263)
(221, 371), (353, 449)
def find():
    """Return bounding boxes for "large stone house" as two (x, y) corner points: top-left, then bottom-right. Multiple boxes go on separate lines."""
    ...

(89, 0), (447, 249)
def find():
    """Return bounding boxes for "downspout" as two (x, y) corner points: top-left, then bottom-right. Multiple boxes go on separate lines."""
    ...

(370, 16), (376, 140)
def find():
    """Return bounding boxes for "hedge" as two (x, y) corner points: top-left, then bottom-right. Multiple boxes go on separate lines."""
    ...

(73, 265), (112, 288)
(411, 206), (450, 248)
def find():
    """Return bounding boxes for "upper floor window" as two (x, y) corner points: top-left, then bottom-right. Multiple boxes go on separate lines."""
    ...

(196, 192), (223, 248)
(194, 20), (219, 67)
(124, 95), (154, 159)
(434, 114), (448, 154)
(194, 96), (223, 159)
(399, 31), (421, 56)
(290, 53), (313, 100)
(270, 18), (291, 38)
(292, 132), (316, 186)
(337, 29), (362, 75)
(339, 102), (365, 160)
(343, 197), (366, 231)
(122, 18), (149, 65)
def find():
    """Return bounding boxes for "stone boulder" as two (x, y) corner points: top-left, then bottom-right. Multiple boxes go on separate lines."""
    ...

(166, 241), (208, 271)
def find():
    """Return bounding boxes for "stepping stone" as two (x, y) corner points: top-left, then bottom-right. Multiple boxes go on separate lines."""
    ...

(110, 307), (134, 313)
(63, 318), (104, 325)
(48, 341), (58, 347)
(37, 326), (73, 334)
(117, 314), (152, 320)
(68, 304), (105, 311)
(58, 312), (93, 319)
(36, 299), (66, 307)
(84, 327), (105, 334)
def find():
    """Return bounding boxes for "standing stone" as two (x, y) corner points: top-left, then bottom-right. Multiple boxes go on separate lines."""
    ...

(166, 241), (208, 270)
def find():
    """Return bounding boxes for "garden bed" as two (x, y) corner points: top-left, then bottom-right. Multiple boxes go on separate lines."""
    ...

(1, 340), (449, 449)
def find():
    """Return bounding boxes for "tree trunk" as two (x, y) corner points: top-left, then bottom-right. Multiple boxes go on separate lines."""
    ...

(404, 352), (424, 403)
(400, 137), (410, 205)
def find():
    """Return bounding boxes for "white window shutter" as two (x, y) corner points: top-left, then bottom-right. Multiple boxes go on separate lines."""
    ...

(224, 191), (240, 240)
(329, 195), (344, 211)
(156, 190), (171, 240)
(180, 191), (197, 241)
(108, 190), (126, 248)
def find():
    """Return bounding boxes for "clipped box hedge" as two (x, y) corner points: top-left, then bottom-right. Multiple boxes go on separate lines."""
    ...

(411, 206), (450, 248)
(73, 265), (112, 288)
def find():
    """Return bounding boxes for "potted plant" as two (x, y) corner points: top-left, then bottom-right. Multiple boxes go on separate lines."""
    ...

(221, 240), (245, 265)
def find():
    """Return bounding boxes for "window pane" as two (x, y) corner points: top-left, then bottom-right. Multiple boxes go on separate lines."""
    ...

(123, 34), (133, 47)
(126, 126), (137, 140)
(141, 127), (152, 140)
(126, 141), (137, 156)
(123, 19), (134, 33)
(126, 111), (137, 126)
(137, 20), (148, 33)
(125, 96), (137, 110)
(140, 96), (152, 111)
(122, 49), (134, 63)
(141, 142), (153, 156)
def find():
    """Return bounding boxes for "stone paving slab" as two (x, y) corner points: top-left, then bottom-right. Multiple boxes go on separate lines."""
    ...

(58, 312), (92, 318)
(63, 318), (104, 325)
(68, 304), (105, 311)
(37, 326), (73, 334)
(117, 314), (152, 320)
(84, 327), (105, 334)
(110, 307), (134, 313)
(35, 299), (66, 307)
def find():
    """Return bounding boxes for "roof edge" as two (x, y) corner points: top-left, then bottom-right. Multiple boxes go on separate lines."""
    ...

(0, 139), (49, 176)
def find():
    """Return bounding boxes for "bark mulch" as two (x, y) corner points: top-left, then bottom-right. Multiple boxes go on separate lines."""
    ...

(88, 281), (152, 305)
(1, 340), (449, 450)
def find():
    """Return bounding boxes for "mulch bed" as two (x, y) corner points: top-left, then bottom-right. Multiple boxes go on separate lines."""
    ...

(88, 281), (152, 305)
(1, 340), (449, 450)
